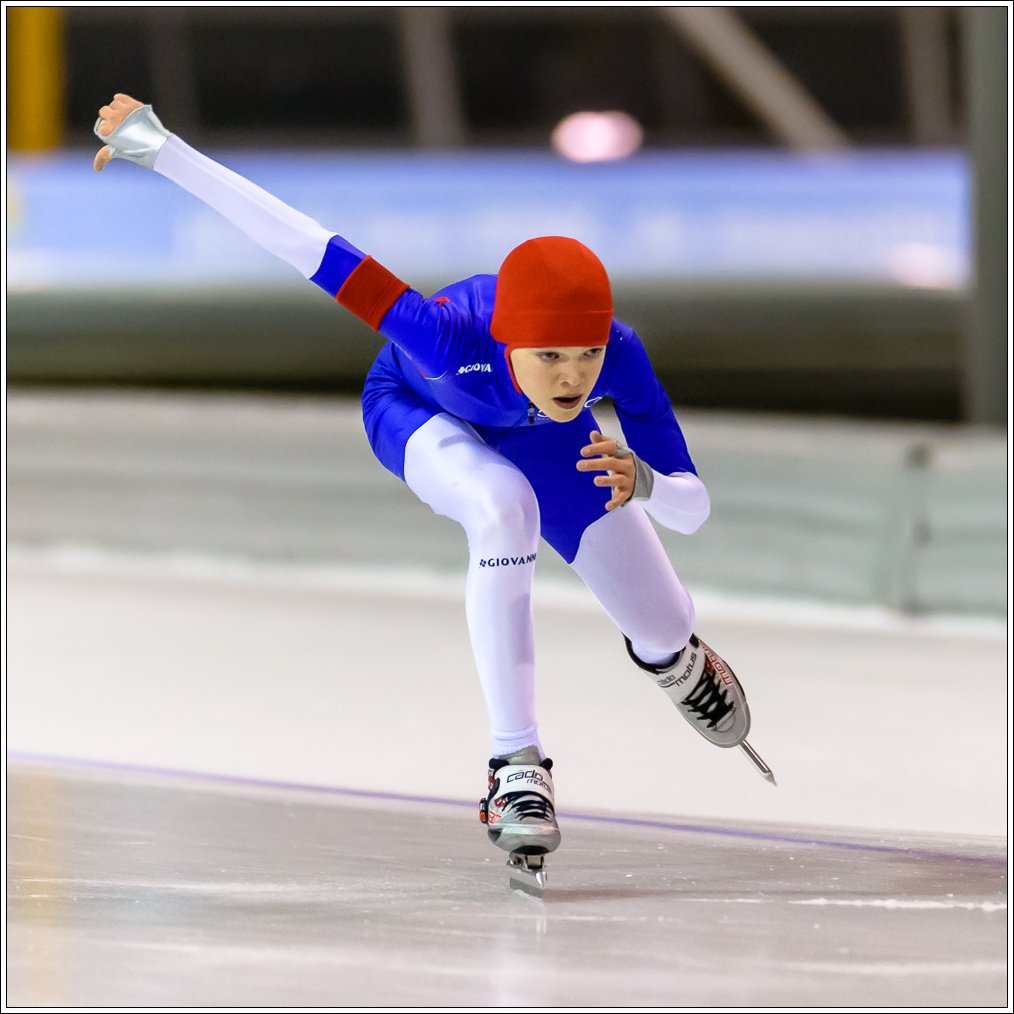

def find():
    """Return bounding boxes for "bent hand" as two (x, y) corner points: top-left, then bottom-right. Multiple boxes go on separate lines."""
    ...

(93, 93), (144, 171)
(576, 430), (636, 510)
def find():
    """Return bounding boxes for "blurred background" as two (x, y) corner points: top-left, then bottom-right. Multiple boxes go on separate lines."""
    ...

(7, 5), (1007, 421)
(7, 5), (1007, 619)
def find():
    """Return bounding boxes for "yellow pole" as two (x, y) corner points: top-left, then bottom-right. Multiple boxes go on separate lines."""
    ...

(7, 7), (65, 151)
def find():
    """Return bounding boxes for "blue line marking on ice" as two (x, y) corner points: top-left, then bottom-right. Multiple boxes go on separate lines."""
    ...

(9, 750), (1004, 866)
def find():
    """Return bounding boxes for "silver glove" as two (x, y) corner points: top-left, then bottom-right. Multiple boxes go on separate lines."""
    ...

(614, 443), (655, 501)
(93, 104), (170, 170)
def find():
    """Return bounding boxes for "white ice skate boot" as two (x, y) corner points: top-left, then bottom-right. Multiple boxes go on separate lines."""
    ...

(479, 747), (561, 853)
(625, 633), (775, 783)
(479, 746), (560, 895)
(625, 633), (750, 747)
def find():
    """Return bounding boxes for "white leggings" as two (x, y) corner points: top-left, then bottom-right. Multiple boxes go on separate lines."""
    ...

(404, 414), (695, 757)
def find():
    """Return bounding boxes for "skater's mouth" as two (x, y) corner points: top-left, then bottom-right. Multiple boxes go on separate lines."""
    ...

(553, 395), (583, 410)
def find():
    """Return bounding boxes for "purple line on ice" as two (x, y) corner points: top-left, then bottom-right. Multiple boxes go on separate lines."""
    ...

(8, 750), (1003, 866)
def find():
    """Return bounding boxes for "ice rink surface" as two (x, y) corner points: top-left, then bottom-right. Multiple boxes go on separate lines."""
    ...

(6, 761), (1007, 1008)
(5, 391), (1010, 1007)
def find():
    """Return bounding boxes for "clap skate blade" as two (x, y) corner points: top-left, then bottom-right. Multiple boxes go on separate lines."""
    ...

(740, 739), (776, 785)
(507, 851), (547, 898)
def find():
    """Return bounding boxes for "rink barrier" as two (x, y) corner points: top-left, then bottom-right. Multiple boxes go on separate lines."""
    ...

(6, 393), (1005, 617)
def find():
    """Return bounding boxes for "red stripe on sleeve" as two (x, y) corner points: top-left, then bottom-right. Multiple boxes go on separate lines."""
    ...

(336, 256), (410, 331)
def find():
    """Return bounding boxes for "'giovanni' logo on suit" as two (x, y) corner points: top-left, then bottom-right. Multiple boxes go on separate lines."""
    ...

(479, 554), (537, 568)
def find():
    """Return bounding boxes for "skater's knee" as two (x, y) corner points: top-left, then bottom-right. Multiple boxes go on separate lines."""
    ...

(462, 475), (539, 543)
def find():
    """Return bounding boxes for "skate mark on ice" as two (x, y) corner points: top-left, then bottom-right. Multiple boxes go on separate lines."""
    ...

(669, 897), (1005, 913)
(790, 897), (1006, 912)
(778, 959), (1006, 977)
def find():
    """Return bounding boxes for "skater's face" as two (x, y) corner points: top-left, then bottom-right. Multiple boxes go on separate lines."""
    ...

(510, 346), (606, 422)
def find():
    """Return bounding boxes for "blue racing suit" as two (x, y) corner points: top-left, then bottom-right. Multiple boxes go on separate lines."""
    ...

(310, 237), (697, 563)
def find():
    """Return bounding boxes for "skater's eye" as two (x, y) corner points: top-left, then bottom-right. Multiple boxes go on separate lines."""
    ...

(582, 348), (604, 360)
(536, 352), (561, 363)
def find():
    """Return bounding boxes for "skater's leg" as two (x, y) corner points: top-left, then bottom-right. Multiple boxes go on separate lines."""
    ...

(486, 408), (692, 665)
(570, 502), (751, 748)
(570, 502), (695, 665)
(403, 413), (542, 757)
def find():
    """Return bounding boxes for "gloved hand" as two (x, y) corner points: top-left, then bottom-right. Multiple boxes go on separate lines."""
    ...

(576, 430), (654, 510)
(94, 93), (170, 172)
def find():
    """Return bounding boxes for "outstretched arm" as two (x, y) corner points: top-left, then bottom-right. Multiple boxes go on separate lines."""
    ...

(95, 93), (349, 282)
(92, 95), (476, 370)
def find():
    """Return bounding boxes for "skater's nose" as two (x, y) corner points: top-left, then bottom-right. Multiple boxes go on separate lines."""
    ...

(558, 361), (582, 388)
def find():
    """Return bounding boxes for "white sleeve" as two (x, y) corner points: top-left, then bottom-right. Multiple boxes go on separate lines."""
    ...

(638, 470), (711, 534)
(152, 135), (335, 279)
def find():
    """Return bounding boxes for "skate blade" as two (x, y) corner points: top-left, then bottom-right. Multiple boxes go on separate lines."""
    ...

(740, 739), (777, 785)
(506, 853), (547, 898)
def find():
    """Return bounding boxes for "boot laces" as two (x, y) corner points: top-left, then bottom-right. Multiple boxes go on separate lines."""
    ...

(496, 790), (554, 822)
(681, 658), (735, 729)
